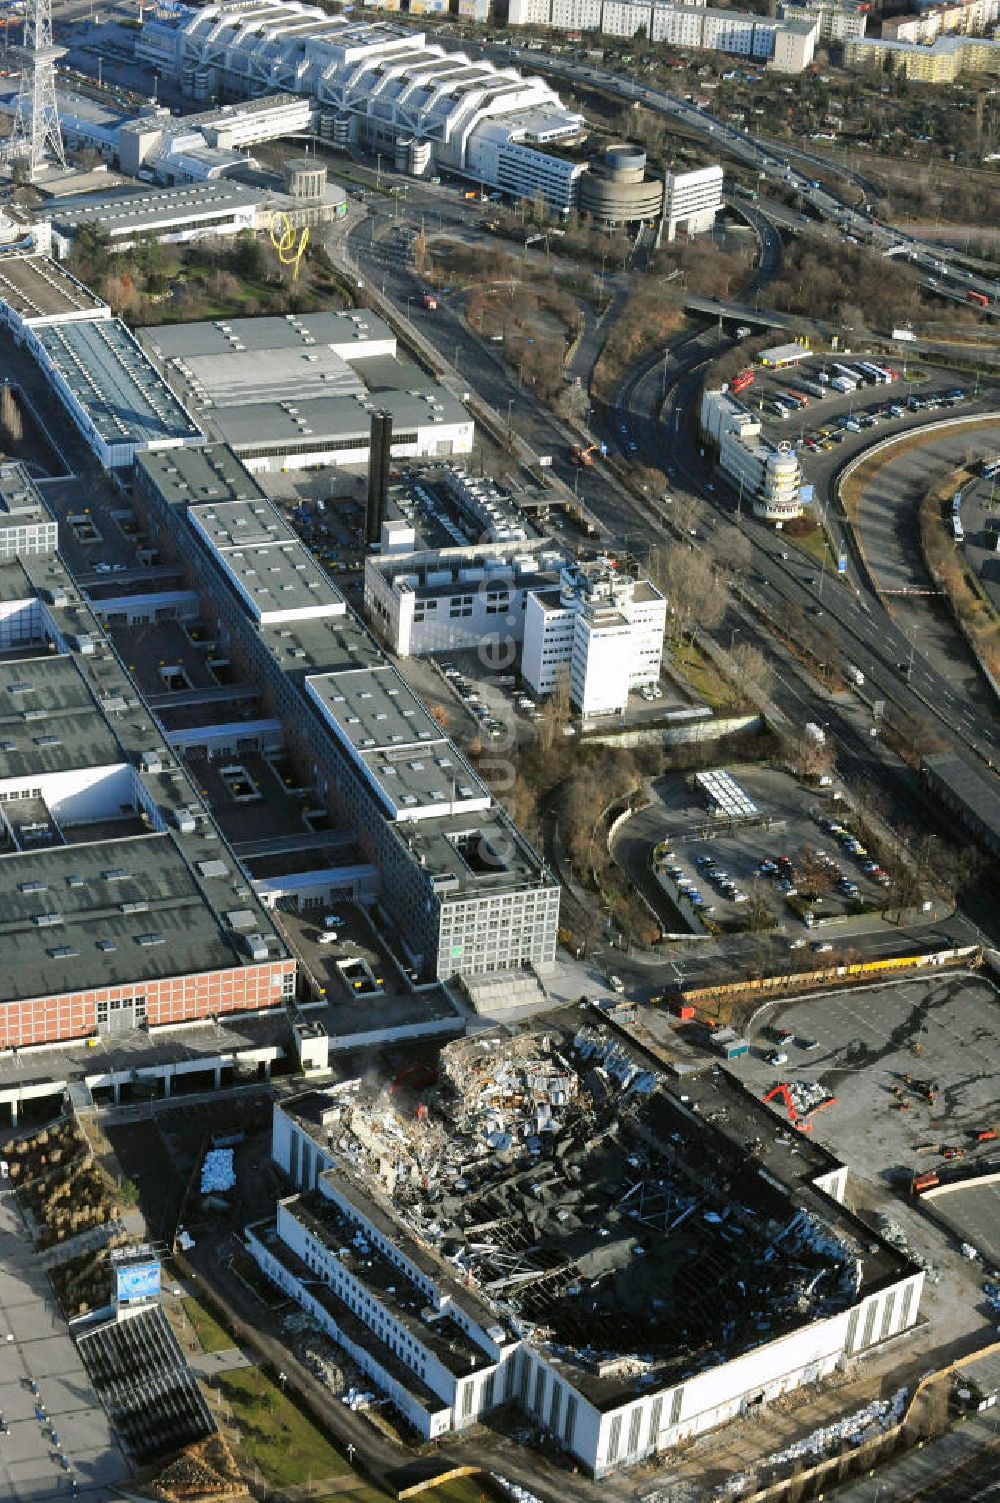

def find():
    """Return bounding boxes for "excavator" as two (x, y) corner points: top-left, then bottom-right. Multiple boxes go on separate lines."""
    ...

(570, 443), (600, 468)
(763, 1082), (837, 1133)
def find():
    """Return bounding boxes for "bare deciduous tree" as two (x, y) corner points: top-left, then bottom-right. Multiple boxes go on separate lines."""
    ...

(729, 640), (774, 705)
(713, 526), (753, 583)
(0, 385), (22, 450)
(656, 546), (728, 643)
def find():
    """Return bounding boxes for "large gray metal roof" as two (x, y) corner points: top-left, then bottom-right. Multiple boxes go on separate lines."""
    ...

(142, 310), (395, 361)
(35, 319), (204, 451)
(0, 833), (250, 1006)
(215, 388), (470, 453)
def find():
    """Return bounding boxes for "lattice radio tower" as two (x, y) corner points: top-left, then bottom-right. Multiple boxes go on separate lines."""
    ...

(8, 0), (66, 180)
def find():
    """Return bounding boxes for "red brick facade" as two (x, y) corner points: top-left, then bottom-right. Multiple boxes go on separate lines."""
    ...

(0, 959), (296, 1050)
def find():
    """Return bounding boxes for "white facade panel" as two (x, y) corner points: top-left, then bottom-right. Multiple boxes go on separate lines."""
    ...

(602, 0), (654, 35)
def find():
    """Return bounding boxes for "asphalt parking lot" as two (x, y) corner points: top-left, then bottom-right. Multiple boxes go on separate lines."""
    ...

(615, 764), (889, 935)
(0, 1189), (127, 1503)
(925, 1182), (1000, 1269)
(743, 972), (1000, 1198)
(750, 358), (970, 452)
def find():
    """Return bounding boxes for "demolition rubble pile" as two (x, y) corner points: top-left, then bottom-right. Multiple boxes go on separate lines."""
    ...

(720, 1389), (909, 1497)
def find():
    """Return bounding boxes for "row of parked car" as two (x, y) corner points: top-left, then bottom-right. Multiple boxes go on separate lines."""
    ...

(819, 815), (891, 887)
(439, 663), (507, 740)
(798, 388), (968, 452)
(659, 851), (753, 915)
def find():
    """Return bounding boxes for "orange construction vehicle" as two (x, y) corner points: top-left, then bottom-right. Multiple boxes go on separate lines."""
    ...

(912, 1171), (940, 1195)
(570, 443), (599, 467)
(763, 1083), (837, 1133)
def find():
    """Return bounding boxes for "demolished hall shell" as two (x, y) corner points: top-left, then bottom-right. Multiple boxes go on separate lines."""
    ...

(253, 1026), (924, 1477)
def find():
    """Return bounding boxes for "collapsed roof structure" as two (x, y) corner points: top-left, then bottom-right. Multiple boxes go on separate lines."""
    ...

(260, 1016), (924, 1476)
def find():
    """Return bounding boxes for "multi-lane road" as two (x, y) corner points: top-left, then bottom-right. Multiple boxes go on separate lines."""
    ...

(345, 150), (1000, 794)
(331, 75), (1000, 957)
(472, 43), (1000, 313)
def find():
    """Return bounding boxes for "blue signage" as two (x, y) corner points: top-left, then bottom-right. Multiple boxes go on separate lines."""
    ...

(115, 1261), (161, 1304)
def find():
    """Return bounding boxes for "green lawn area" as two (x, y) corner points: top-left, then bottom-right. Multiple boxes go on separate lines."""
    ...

(430, 1480), (500, 1503)
(786, 524), (837, 573)
(217, 1367), (356, 1490)
(181, 1297), (232, 1354)
(215, 1369), (501, 1502)
(668, 639), (732, 709)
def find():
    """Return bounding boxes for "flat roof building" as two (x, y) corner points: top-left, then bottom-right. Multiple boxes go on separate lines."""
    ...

(0, 462), (58, 561)
(845, 31), (1000, 79)
(662, 164), (724, 243)
(133, 444), (559, 980)
(0, 531), (293, 1057)
(508, 0), (818, 70)
(24, 319), (204, 469)
(0, 254), (109, 333)
(365, 535), (566, 658)
(701, 387), (804, 523)
(139, 313), (472, 472)
(43, 179), (350, 258)
(921, 753), (1000, 854)
(522, 556), (666, 717)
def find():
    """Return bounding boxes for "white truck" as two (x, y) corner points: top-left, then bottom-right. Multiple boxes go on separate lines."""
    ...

(846, 664), (865, 687)
(805, 722), (826, 745)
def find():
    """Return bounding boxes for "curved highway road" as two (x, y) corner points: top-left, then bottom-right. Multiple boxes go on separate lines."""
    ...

(474, 43), (1000, 313)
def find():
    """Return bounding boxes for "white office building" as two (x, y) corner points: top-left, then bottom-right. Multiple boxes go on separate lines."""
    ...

(0, 462), (57, 561)
(522, 557), (665, 717)
(700, 388), (804, 523)
(366, 537), (568, 658)
(662, 164), (724, 241)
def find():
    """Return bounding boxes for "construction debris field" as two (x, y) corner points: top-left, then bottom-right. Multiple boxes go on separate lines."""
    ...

(746, 972), (1000, 1203)
(318, 1021), (885, 1406)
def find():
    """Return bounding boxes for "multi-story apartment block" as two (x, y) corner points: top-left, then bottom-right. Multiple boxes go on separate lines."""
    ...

(506, 0), (818, 69)
(779, 0), (868, 41)
(845, 31), (1000, 77)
